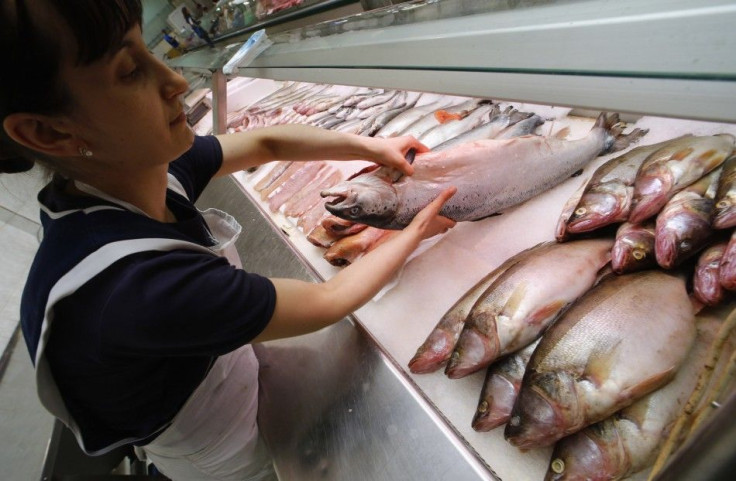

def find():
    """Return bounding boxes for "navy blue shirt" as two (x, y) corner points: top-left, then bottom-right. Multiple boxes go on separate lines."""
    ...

(23, 135), (276, 452)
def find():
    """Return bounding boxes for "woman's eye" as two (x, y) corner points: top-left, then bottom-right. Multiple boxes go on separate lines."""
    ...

(122, 66), (142, 80)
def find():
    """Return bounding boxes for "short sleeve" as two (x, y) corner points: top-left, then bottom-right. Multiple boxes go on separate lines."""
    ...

(168, 135), (223, 202)
(95, 249), (276, 357)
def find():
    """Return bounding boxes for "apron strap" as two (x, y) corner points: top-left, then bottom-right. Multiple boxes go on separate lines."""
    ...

(36, 238), (214, 456)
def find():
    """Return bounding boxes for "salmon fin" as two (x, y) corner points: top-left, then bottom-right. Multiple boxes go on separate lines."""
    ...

(501, 282), (529, 319)
(611, 128), (649, 153)
(670, 147), (695, 162)
(435, 110), (463, 124)
(620, 367), (676, 402)
(583, 339), (623, 385)
(528, 299), (569, 327)
(553, 126), (571, 140)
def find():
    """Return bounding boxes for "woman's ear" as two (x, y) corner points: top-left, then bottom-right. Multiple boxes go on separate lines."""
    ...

(3, 113), (79, 158)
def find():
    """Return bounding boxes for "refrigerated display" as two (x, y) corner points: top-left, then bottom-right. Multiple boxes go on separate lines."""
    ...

(165, 1), (736, 479)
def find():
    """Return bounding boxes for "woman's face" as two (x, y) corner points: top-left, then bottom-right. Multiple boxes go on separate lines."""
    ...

(59, 24), (193, 175)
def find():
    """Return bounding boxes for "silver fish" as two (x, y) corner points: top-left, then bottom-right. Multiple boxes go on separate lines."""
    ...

(492, 113), (545, 140)
(564, 138), (678, 235)
(712, 154), (736, 229)
(417, 104), (498, 148)
(322, 113), (646, 230)
(472, 339), (540, 432)
(654, 168), (720, 269)
(375, 97), (463, 138)
(545, 315), (723, 481)
(505, 270), (696, 449)
(629, 134), (734, 224)
(408, 244), (541, 374)
(397, 99), (483, 138)
(432, 107), (535, 151)
(445, 238), (613, 379)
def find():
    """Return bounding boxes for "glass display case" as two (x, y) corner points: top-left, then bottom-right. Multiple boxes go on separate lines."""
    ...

(165, 1), (736, 480)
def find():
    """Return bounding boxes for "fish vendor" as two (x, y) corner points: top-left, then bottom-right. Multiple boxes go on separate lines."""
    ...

(0, 1), (456, 479)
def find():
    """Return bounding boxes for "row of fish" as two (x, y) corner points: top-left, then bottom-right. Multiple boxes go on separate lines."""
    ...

(407, 237), (732, 480)
(240, 82), (581, 266)
(555, 133), (736, 307)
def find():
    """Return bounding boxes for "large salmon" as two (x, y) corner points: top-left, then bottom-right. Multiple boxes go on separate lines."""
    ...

(321, 113), (646, 229)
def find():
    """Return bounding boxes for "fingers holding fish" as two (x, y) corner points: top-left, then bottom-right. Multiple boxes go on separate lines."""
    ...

(405, 186), (458, 240)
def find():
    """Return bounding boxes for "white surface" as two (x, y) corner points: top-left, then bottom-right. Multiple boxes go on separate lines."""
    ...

(227, 81), (736, 480)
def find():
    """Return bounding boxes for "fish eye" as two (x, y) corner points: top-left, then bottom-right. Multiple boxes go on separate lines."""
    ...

(350, 206), (361, 216)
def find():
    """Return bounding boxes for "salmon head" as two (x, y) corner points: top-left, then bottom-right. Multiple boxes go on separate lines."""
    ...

(505, 370), (580, 449)
(544, 425), (625, 481)
(321, 169), (400, 228)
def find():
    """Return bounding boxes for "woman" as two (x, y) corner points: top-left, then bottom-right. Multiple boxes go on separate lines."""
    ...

(0, 1), (455, 480)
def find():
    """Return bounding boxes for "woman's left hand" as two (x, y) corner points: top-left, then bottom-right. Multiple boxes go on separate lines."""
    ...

(367, 135), (429, 176)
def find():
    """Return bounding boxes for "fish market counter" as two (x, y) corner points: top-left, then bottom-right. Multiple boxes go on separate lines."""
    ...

(196, 111), (736, 481)
(196, 175), (494, 481)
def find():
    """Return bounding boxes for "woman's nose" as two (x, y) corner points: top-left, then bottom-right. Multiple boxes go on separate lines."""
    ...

(158, 61), (189, 99)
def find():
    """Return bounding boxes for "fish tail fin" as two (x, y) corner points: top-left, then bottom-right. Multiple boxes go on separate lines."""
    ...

(596, 112), (649, 154)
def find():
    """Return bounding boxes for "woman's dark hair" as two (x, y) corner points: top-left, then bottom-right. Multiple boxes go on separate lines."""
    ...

(0, 0), (143, 174)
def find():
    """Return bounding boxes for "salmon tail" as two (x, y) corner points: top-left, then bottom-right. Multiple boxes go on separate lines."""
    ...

(595, 112), (649, 155)
(612, 128), (649, 152)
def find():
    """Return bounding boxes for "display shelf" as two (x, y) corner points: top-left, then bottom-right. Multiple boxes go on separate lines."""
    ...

(169, 0), (736, 123)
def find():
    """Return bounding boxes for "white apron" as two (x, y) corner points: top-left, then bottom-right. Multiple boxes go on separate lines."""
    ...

(35, 177), (276, 480)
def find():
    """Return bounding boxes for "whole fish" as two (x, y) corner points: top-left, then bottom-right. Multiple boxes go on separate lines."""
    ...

(654, 168), (720, 269)
(693, 240), (729, 306)
(445, 238), (613, 379)
(628, 134), (734, 224)
(544, 316), (722, 481)
(505, 270), (696, 450)
(472, 339), (540, 432)
(397, 99), (484, 138)
(563, 139), (678, 234)
(611, 221), (657, 274)
(417, 104), (498, 148)
(408, 245), (541, 374)
(375, 98), (458, 138)
(718, 229), (736, 290)
(433, 107), (534, 151)
(322, 113), (646, 230)
(712, 154), (736, 229)
(492, 113), (545, 140)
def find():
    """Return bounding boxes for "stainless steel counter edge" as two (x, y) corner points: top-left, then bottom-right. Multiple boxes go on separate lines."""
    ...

(197, 175), (498, 480)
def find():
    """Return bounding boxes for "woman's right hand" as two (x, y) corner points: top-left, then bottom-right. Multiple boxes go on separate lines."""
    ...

(405, 187), (458, 240)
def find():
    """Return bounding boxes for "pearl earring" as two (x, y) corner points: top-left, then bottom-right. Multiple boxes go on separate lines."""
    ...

(79, 146), (93, 157)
